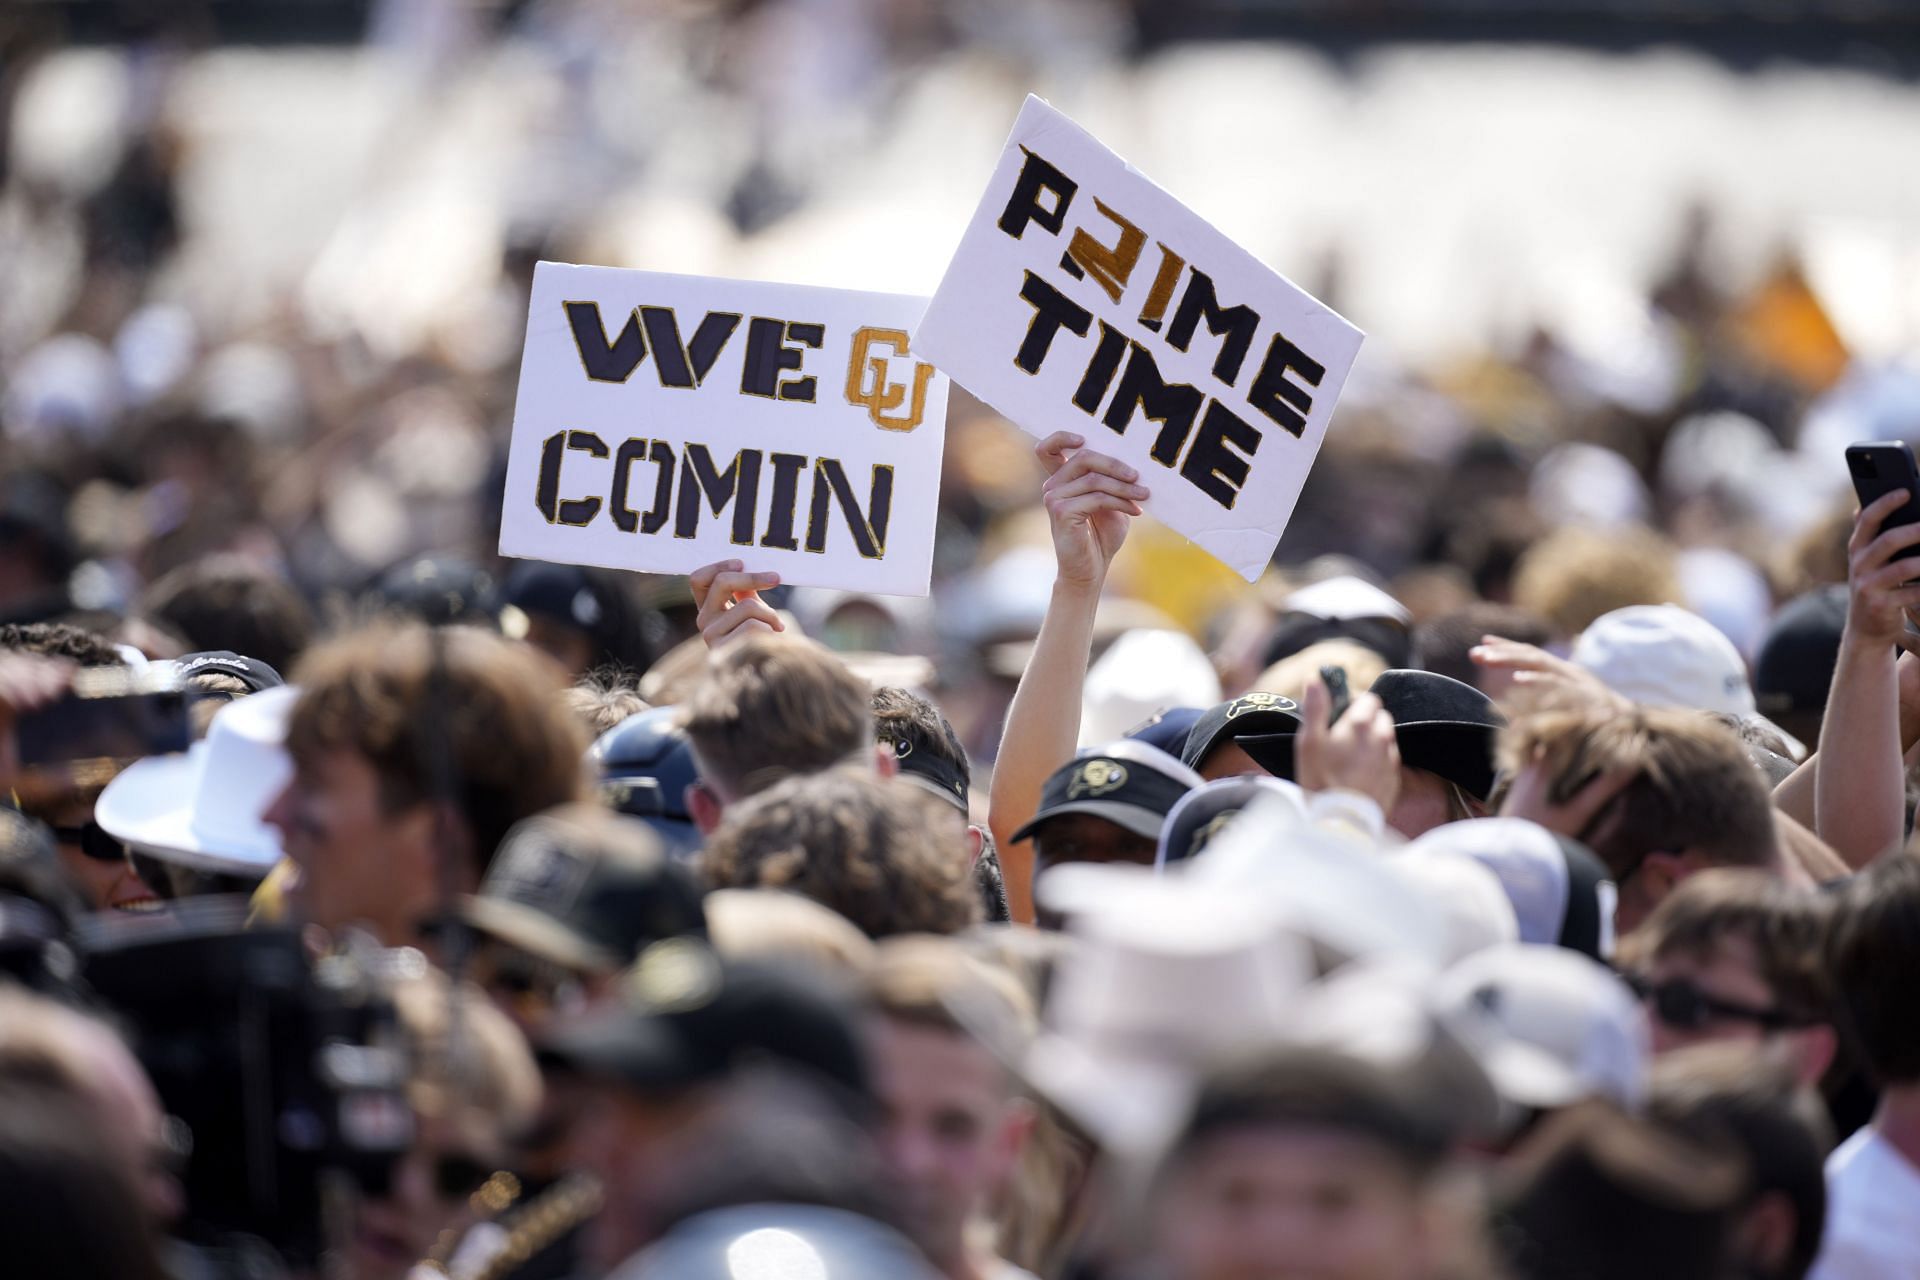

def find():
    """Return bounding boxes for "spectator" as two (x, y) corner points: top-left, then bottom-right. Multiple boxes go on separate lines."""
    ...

(138, 556), (314, 676)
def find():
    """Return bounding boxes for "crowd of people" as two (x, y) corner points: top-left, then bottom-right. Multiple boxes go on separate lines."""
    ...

(4, 6), (1920, 1280)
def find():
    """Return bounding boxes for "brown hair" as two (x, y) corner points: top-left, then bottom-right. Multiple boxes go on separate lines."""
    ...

(699, 769), (981, 939)
(867, 935), (1035, 1048)
(1618, 869), (1832, 1024)
(287, 623), (587, 874)
(681, 635), (873, 800)
(1498, 699), (1778, 879)
(1511, 525), (1681, 640)
(1826, 852), (1920, 1085)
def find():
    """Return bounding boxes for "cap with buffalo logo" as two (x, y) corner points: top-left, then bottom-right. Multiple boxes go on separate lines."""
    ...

(1010, 740), (1203, 845)
(538, 937), (871, 1101)
(1240, 670), (1504, 800)
(1180, 691), (1304, 772)
(464, 804), (706, 975)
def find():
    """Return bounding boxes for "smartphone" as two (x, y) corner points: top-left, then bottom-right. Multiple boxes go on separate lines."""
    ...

(13, 666), (191, 769)
(1846, 442), (1920, 561)
(1320, 665), (1351, 727)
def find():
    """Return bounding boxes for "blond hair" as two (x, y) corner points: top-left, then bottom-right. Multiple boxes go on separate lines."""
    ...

(1511, 525), (1680, 639)
(704, 888), (877, 977)
(1250, 639), (1389, 706)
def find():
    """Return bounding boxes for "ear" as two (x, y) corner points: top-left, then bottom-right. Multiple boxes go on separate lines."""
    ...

(874, 743), (899, 779)
(1639, 851), (1691, 902)
(1738, 1190), (1798, 1275)
(993, 1096), (1038, 1181)
(966, 824), (986, 866)
(1792, 1023), (1839, 1088)
(687, 783), (724, 836)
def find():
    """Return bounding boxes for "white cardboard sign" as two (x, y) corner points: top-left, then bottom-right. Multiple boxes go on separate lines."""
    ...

(499, 263), (950, 596)
(913, 96), (1364, 582)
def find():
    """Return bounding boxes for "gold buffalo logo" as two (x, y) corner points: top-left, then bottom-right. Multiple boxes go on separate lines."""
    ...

(846, 327), (935, 432)
(1225, 692), (1297, 720)
(1067, 759), (1129, 799)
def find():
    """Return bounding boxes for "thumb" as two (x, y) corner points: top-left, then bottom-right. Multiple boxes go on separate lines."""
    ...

(1300, 677), (1328, 738)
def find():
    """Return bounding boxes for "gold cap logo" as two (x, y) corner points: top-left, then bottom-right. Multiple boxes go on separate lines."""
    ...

(1225, 692), (1297, 720)
(625, 938), (722, 1014)
(1067, 758), (1129, 799)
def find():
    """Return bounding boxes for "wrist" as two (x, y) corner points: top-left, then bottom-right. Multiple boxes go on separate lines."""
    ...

(1051, 575), (1104, 605)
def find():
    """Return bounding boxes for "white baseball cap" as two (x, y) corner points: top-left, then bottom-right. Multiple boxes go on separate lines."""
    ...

(1080, 628), (1222, 749)
(94, 685), (296, 875)
(1386, 849), (1520, 965)
(1412, 818), (1618, 962)
(1434, 943), (1647, 1112)
(1282, 575), (1411, 626)
(1572, 604), (1756, 716)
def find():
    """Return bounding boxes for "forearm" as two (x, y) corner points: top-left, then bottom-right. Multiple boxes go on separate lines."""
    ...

(988, 578), (1102, 923)
(1814, 636), (1906, 868)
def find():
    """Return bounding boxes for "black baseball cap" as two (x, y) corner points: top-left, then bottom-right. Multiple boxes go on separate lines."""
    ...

(591, 707), (704, 860)
(1181, 692), (1305, 772)
(464, 804), (707, 974)
(539, 939), (872, 1103)
(172, 650), (285, 695)
(1241, 670), (1504, 801)
(370, 556), (500, 628)
(1010, 740), (1202, 845)
(1754, 585), (1846, 720)
(1154, 775), (1302, 868)
(876, 723), (969, 815)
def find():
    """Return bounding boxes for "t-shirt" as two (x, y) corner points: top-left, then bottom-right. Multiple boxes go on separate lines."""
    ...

(1809, 1126), (1920, 1280)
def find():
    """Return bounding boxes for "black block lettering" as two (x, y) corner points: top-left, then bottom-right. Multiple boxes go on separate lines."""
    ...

(1015, 272), (1093, 375)
(1179, 401), (1263, 509)
(1166, 270), (1259, 385)
(1247, 333), (1325, 438)
(1072, 321), (1128, 415)
(535, 430), (609, 526)
(639, 307), (741, 388)
(675, 445), (762, 544)
(565, 302), (647, 383)
(806, 460), (893, 559)
(1102, 343), (1203, 467)
(997, 148), (1078, 240)
(760, 452), (809, 550)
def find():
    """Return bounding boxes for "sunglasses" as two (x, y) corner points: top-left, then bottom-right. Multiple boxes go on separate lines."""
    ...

(48, 822), (176, 899)
(433, 1153), (496, 1201)
(1624, 973), (1803, 1033)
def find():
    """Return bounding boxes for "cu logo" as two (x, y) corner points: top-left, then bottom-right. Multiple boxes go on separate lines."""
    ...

(846, 327), (935, 432)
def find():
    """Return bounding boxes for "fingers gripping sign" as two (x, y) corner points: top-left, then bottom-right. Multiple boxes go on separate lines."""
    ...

(1036, 431), (1149, 590)
(690, 559), (785, 650)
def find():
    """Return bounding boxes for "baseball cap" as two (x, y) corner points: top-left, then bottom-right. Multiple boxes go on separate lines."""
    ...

(539, 939), (871, 1102)
(1387, 849), (1520, 965)
(1435, 943), (1648, 1112)
(1079, 629), (1222, 748)
(1572, 605), (1755, 716)
(1125, 706), (1203, 758)
(1282, 575), (1413, 625)
(1181, 691), (1304, 772)
(1753, 585), (1847, 720)
(370, 556), (500, 628)
(874, 713), (969, 815)
(590, 707), (703, 860)
(623, 1206), (945, 1280)
(1010, 740), (1202, 845)
(1154, 775), (1307, 870)
(1412, 818), (1617, 962)
(464, 805), (707, 975)
(171, 650), (284, 695)
(1239, 670), (1504, 800)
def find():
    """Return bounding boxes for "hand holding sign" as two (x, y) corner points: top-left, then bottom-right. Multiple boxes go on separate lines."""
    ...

(691, 560), (785, 649)
(914, 97), (1363, 582)
(1037, 431), (1147, 591)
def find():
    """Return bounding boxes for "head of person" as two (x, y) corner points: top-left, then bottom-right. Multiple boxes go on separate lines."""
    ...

(1493, 1099), (1746, 1280)
(704, 888), (877, 976)
(0, 625), (167, 913)
(542, 940), (874, 1271)
(172, 649), (284, 738)
(863, 936), (1035, 1274)
(1238, 670), (1504, 839)
(1497, 700), (1779, 937)
(1151, 1047), (1452, 1280)
(679, 635), (882, 830)
(499, 562), (662, 679)
(1752, 586), (1846, 752)
(1012, 741), (1201, 912)
(1617, 870), (1835, 1087)
(138, 554), (314, 675)
(1182, 691), (1304, 780)
(700, 769), (980, 939)
(463, 804), (708, 1038)
(872, 685), (976, 846)
(1249, 639), (1389, 709)
(1648, 1047), (1831, 1280)
(591, 705), (705, 861)
(564, 670), (650, 738)
(1824, 852), (1920, 1092)
(347, 971), (542, 1280)
(0, 1079), (169, 1280)
(1410, 818), (1616, 962)
(1509, 524), (1681, 642)
(1413, 603), (1554, 694)
(0, 986), (182, 1228)
(266, 623), (587, 947)
(1571, 605), (1755, 718)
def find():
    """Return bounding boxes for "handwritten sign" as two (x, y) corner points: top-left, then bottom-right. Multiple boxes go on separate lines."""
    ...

(913, 97), (1363, 582)
(500, 264), (950, 596)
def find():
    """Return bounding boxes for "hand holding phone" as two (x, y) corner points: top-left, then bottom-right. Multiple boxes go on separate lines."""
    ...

(1319, 665), (1352, 727)
(1847, 442), (1920, 563)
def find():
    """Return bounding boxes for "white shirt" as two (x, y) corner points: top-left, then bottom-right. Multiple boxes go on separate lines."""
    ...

(1810, 1126), (1920, 1280)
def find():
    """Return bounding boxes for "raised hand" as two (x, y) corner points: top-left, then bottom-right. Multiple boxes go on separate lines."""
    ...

(1036, 431), (1147, 590)
(689, 559), (784, 649)
(1295, 676), (1402, 814)
(1845, 488), (1920, 650)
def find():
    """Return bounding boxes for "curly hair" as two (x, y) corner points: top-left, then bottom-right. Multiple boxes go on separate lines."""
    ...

(699, 768), (981, 939)
(1510, 524), (1681, 640)
(0, 622), (125, 667)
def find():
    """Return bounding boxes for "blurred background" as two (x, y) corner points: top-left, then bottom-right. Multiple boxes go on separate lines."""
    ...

(5, 0), (1920, 760)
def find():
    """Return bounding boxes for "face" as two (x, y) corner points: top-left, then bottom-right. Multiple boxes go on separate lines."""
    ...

(870, 1018), (1026, 1268)
(1155, 1127), (1430, 1280)
(75, 1022), (184, 1227)
(1032, 815), (1159, 928)
(1640, 937), (1778, 1055)
(521, 616), (596, 678)
(1200, 742), (1264, 781)
(262, 746), (438, 945)
(1385, 769), (1473, 840)
(469, 938), (592, 1041)
(48, 805), (164, 913)
(348, 1112), (502, 1280)
(567, 1081), (711, 1273)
